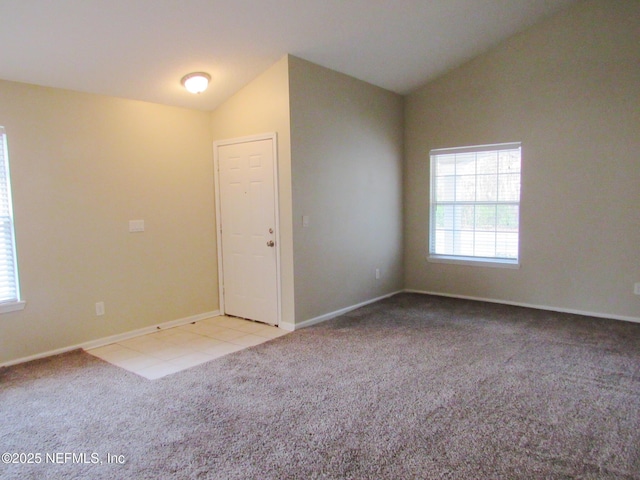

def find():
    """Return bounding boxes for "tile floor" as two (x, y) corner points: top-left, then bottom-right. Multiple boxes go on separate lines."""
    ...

(86, 315), (288, 380)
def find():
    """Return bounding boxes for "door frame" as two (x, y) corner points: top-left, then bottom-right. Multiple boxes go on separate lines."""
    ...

(213, 133), (281, 325)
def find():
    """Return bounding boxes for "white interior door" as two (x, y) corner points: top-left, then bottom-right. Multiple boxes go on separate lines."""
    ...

(215, 136), (279, 325)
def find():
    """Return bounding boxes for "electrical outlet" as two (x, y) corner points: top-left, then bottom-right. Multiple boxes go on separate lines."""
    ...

(375, 268), (381, 280)
(634, 283), (640, 296)
(95, 301), (105, 316)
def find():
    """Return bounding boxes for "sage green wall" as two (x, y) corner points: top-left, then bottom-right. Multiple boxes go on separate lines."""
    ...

(0, 80), (217, 364)
(288, 56), (404, 322)
(404, 0), (640, 320)
(210, 55), (296, 327)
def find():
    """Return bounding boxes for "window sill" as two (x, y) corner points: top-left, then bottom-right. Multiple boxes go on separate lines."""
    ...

(0, 300), (26, 314)
(428, 255), (520, 269)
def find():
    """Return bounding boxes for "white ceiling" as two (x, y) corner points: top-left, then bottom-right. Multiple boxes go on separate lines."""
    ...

(0, 0), (576, 111)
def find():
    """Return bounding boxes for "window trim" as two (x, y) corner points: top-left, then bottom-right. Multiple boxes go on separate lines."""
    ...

(428, 142), (521, 268)
(0, 300), (26, 314)
(0, 126), (24, 313)
(427, 254), (520, 269)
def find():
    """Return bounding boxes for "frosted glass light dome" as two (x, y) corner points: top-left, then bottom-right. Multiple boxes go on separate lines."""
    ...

(181, 72), (211, 94)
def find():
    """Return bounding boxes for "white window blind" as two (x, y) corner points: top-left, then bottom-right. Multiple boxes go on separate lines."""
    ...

(429, 142), (521, 266)
(0, 127), (20, 304)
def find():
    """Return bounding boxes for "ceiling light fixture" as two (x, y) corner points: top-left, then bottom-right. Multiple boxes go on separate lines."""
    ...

(181, 72), (211, 94)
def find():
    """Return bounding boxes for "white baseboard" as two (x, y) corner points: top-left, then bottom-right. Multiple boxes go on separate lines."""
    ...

(278, 321), (296, 332)
(8, 289), (631, 368)
(404, 289), (640, 324)
(0, 310), (220, 368)
(285, 290), (403, 331)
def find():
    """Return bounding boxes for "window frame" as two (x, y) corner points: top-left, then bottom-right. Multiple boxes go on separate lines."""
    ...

(0, 127), (25, 313)
(428, 142), (522, 269)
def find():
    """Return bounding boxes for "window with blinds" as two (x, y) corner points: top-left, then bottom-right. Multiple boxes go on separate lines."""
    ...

(0, 127), (22, 309)
(429, 142), (521, 267)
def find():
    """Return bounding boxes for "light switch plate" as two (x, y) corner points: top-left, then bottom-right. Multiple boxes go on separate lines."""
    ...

(129, 220), (145, 232)
(302, 215), (310, 228)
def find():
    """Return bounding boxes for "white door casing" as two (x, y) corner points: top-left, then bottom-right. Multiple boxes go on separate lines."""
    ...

(214, 134), (280, 325)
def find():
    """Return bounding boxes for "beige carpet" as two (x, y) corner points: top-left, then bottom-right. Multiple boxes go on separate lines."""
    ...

(2, 293), (640, 479)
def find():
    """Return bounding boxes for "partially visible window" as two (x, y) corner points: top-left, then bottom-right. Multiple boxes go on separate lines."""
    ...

(429, 142), (521, 267)
(0, 127), (24, 312)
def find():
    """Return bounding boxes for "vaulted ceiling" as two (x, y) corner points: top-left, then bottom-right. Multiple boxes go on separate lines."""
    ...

(0, 0), (576, 111)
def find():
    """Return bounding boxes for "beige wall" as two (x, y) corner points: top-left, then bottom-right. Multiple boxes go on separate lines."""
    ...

(288, 56), (404, 322)
(210, 55), (296, 327)
(209, 55), (405, 326)
(4, 0), (636, 365)
(0, 80), (217, 364)
(404, 0), (640, 320)
(0, 53), (402, 364)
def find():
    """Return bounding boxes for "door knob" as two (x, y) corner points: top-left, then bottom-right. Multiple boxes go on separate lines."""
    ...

(266, 240), (275, 247)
